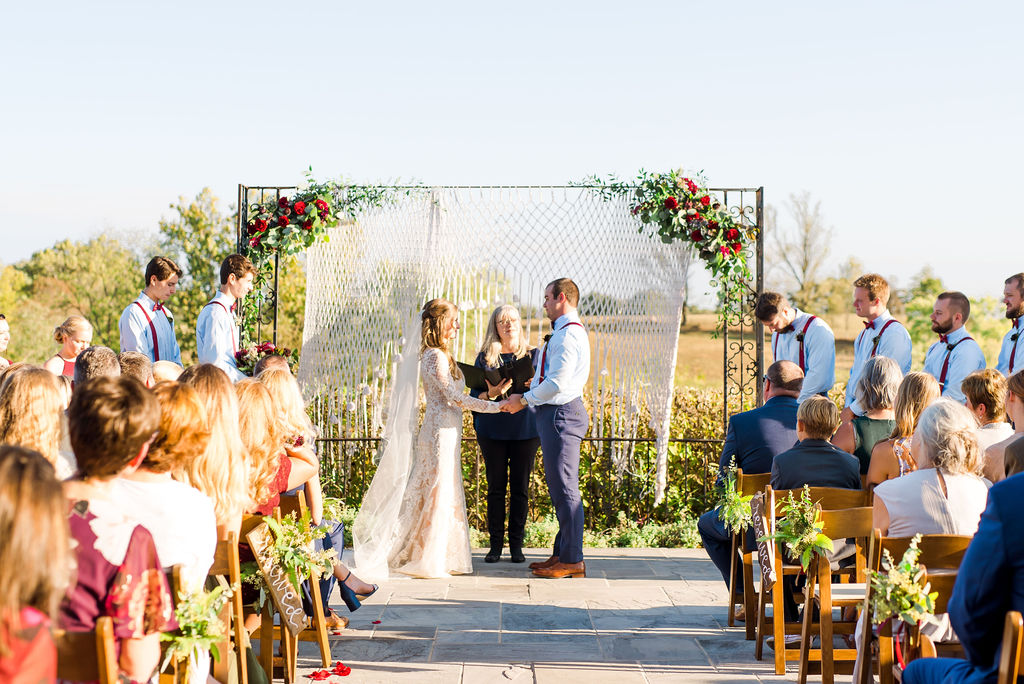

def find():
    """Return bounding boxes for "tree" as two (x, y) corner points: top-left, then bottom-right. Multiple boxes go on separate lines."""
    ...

(769, 192), (834, 309)
(900, 266), (946, 366)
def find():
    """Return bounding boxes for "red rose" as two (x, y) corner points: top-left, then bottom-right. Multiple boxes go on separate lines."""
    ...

(255, 218), (268, 232)
(663, 196), (679, 210)
(700, 196), (711, 206)
(708, 220), (719, 232)
(248, 235), (261, 248)
(689, 229), (703, 242)
(725, 228), (740, 240)
(719, 245), (731, 256)
(302, 220), (313, 230)
(277, 216), (289, 227)
(731, 242), (742, 254)
(278, 196), (289, 208)
(687, 181), (698, 193)
(293, 200), (307, 215)
(314, 199), (328, 211)
(246, 222), (258, 236)
(631, 206), (640, 215)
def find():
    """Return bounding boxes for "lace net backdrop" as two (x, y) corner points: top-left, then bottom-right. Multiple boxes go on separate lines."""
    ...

(299, 186), (695, 503)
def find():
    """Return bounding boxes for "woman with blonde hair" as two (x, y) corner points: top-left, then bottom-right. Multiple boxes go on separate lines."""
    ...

(984, 370), (1024, 482)
(0, 446), (72, 682)
(178, 364), (251, 538)
(42, 315), (92, 378)
(257, 368), (317, 447)
(0, 367), (69, 478)
(865, 371), (940, 487)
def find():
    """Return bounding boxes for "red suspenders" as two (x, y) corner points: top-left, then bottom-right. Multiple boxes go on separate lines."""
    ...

(132, 301), (160, 361)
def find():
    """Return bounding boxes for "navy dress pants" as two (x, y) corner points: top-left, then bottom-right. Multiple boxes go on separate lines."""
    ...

(535, 398), (589, 564)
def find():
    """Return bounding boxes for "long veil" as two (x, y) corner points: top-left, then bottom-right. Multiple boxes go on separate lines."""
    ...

(352, 318), (422, 580)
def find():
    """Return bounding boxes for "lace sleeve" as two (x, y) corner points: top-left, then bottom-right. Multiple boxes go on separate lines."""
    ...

(421, 349), (501, 413)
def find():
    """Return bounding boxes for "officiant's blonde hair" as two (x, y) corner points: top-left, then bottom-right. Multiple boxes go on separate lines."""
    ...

(480, 305), (531, 368)
(421, 298), (460, 379)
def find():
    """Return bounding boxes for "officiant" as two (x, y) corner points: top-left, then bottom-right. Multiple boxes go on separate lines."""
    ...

(470, 304), (541, 565)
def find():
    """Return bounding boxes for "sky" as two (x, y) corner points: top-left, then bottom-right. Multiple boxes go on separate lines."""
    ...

(1, 0), (1022, 302)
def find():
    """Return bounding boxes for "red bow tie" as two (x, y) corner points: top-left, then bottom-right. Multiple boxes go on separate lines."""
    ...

(939, 334), (949, 344)
(230, 302), (237, 313)
(152, 302), (165, 313)
(778, 324), (795, 334)
(863, 320), (875, 330)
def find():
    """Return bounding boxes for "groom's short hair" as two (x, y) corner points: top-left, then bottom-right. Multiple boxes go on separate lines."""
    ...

(547, 278), (579, 306)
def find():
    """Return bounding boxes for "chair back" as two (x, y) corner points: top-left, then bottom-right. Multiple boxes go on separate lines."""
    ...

(55, 616), (118, 684)
(771, 486), (870, 515)
(208, 531), (247, 684)
(737, 469), (771, 497)
(868, 530), (972, 572)
(998, 611), (1024, 684)
(922, 567), (958, 615)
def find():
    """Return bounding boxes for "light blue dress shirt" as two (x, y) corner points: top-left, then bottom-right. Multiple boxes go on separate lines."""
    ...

(118, 292), (182, 365)
(996, 319), (1023, 377)
(922, 326), (986, 404)
(196, 291), (245, 382)
(524, 311), (591, 407)
(845, 310), (913, 415)
(770, 308), (836, 403)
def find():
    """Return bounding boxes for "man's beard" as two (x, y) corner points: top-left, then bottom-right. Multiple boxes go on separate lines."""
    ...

(1006, 302), (1024, 320)
(932, 320), (953, 335)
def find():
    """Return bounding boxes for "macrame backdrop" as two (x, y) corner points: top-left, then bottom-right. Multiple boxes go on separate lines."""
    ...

(299, 186), (692, 503)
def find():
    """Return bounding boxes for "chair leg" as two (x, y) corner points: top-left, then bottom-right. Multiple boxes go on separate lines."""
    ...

(728, 533), (740, 627)
(878, 620), (895, 684)
(308, 577), (332, 667)
(743, 551), (757, 640)
(820, 563), (835, 684)
(772, 569), (787, 674)
(258, 602), (273, 682)
(755, 585), (768, 661)
(798, 564), (817, 684)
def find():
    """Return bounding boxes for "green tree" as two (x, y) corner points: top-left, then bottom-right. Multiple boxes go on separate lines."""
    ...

(899, 266), (945, 367)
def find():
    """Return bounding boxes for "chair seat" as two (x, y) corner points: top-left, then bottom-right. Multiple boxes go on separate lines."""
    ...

(815, 582), (867, 603)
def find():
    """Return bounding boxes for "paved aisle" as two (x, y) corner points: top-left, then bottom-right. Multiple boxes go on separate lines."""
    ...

(292, 548), (841, 683)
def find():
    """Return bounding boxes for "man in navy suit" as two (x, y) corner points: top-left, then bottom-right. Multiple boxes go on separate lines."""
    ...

(698, 360), (803, 596)
(904, 473), (1024, 684)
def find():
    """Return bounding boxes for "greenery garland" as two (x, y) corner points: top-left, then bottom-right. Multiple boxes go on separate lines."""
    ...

(715, 458), (753, 535)
(868, 534), (937, 626)
(160, 584), (233, 672)
(578, 169), (758, 330)
(759, 485), (834, 570)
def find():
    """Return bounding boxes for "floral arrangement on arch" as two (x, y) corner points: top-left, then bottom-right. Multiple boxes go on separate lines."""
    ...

(235, 341), (299, 376)
(245, 190), (338, 257)
(579, 169), (758, 328)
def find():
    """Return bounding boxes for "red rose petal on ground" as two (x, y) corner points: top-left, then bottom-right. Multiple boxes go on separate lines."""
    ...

(372, 620), (381, 624)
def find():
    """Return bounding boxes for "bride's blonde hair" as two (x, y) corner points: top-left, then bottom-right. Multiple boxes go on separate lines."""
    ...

(421, 298), (460, 379)
(479, 304), (531, 368)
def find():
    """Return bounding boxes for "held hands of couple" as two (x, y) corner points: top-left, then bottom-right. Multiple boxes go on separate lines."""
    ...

(499, 393), (526, 414)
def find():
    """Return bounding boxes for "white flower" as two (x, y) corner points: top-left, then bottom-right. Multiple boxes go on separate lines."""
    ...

(329, 413), (340, 425)
(346, 401), (357, 412)
(361, 385), (372, 396)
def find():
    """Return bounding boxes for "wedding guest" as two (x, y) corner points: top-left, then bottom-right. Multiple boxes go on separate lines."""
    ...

(961, 369), (1015, 482)
(62, 376), (176, 684)
(197, 254), (256, 382)
(254, 353), (291, 376)
(469, 304), (539, 564)
(831, 356), (900, 474)
(152, 360), (184, 382)
(118, 256), (183, 366)
(0, 367), (69, 477)
(755, 291), (835, 402)
(0, 314), (10, 368)
(843, 274), (912, 420)
(698, 360), (801, 597)
(0, 446), (72, 683)
(72, 346), (120, 387)
(997, 272), (1024, 376)
(117, 351), (154, 387)
(1003, 436), (1024, 479)
(178, 364), (250, 538)
(110, 382), (216, 590)
(922, 291), (986, 404)
(866, 372), (940, 487)
(43, 315), (92, 378)
(984, 371), (1024, 483)
(771, 395), (861, 491)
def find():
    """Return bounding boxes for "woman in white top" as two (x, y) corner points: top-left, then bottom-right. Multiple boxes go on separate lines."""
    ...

(873, 398), (990, 538)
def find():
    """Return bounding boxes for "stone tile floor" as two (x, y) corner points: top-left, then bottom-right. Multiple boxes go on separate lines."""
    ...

(289, 548), (851, 683)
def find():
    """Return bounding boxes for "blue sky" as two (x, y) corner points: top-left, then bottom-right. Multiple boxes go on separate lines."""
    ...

(2, 0), (1021, 301)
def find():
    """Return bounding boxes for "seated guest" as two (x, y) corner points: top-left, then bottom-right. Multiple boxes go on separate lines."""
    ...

(866, 372), (940, 487)
(61, 376), (176, 684)
(0, 367), (71, 478)
(1003, 436), (1024, 479)
(698, 360), (802, 597)
(873, 399), (990, 537)
(831, 356), (901, 474)
(178, 364), (250, 539)
(110, 382), (216, 590)
(152, 360), (184, 382)
(254, 353), (291, 376)
(117, 351), (154, 387)
(0, 446), (72, 683)
(961, 369), (1015, 482)
(43, 316), (92, 378)
(902, 454), (1024, 684)
(771, 395), (861, 491)
(984, 370), (1024, 485)
(72, 346), (120, 387)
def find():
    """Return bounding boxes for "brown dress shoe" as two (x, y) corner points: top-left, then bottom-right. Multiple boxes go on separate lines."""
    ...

(528, 555), (559, 570)
(532, 561), (585, 578)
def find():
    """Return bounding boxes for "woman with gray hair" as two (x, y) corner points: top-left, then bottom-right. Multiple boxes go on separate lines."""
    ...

(832, 355), (902, 474)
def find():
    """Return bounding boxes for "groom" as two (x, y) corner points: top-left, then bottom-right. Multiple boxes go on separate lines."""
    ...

(504, 278), (591, 578)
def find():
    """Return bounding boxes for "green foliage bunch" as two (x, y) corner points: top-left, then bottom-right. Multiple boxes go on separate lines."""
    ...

(160, 584), (232, 670)
(868, 534), (938, 626)
(760, 486), (833, 569)
(716, 458), (753, 535)
(264, 510), (337, 593)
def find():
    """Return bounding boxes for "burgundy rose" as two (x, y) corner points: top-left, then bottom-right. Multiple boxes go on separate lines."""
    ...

(247, 222), (258, 236)
(731, 242), (742, 254)
(314, 199), (328, 211)
(293, 200), (307, 215)
(277, 216), (289, 227)
(689, 229), (703, 242)
(631, 206), (640, 215)
(725, 228), (740, 240)
(708, 220), (719, 232)
(302, 220), (313, 230)
(278, 196), (289, 208)
(700, 196), (711, 206)
(249, 235), (261, 248)
(663, 196), (679, 210)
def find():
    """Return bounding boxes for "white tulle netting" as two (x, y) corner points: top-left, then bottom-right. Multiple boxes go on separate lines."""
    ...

(298, 186), (692, 503)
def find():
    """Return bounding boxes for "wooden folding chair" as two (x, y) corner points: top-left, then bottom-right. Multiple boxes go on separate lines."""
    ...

(998, 611), (1024, 684)
(159, 564), (187, 684)
(279, 492), (333, 667)
(728, 469), (771, 640)
(55, 616), (118, 684)
(904, 568), (962, 664)
(797, 506), (874, 684)
(243, 511), (299, 683)
(207, 531), (247, 684)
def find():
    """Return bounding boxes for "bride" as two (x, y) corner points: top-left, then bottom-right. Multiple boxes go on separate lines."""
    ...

(354, 298), (509, 579)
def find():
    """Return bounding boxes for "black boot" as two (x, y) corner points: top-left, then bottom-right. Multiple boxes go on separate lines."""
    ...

(509, 545), (526, 563)
(485, 544), (502, 563)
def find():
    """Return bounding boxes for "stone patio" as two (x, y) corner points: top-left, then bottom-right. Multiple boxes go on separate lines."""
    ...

(288, 548), (851, 683)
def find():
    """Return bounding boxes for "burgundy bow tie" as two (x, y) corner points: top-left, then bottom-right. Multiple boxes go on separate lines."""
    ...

(863, 320), (875, 330)
(778, 325), (795, 334)
(939, 334), (949, 344)
(152, 302), (165, 313)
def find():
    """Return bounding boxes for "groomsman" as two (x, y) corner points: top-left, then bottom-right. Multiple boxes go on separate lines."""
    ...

(118, 256), (183, 365)
(923, 291), (986, 403)
(997, 273), (1024, 377)
(754, 291), (835, 402)
(196, 254), (256, 382)
(844, 274), (912, 418)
